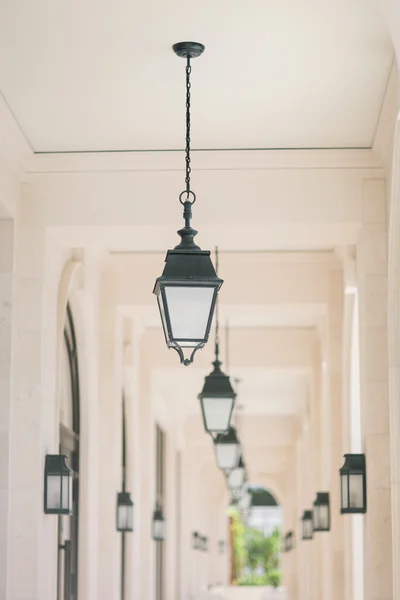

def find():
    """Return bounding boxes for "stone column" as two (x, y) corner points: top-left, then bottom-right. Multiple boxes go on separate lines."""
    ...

(97, 265), (122, 600)
(0, 220), (13, 598)
(357, 178), (392, 600)
(328, 268), (346, 600)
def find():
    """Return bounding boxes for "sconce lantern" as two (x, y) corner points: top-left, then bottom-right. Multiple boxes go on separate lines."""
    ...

(301, 510), (313, 540)
(219, 540), (225, 554)
(192, 531), (200, 550)
(227, 456), (246, 491)
(116, 491), (134, 532)
(284, 531), (294, 552)
(214, 426), (241, 471)
(339, 453), (366, 514)
(313, 492), (330, 532)
(152, 504), (165, 541)
(199, 536), (208, 552)
(44, 454), (73, 515)
(153, 42), (223, 366)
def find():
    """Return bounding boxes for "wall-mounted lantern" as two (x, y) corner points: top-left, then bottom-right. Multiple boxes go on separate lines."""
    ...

(116, 491), (134, 532)
(192, 531), (200, 550)
(218, 540), (225, 554)
(198, 535), (208, 552)
(44, 454), (73, 515)
(313, 492), (330, 532)
(301, 510), (313, 540)
(284, 531), (294, 552)
(152, 504), (165, 541)
(214, 426), (241, 471)
(339, 454), (366, 514)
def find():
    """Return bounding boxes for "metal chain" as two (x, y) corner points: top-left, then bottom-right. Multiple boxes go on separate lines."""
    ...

(185, 57), (192, 195)
(215, 247), (220, 353)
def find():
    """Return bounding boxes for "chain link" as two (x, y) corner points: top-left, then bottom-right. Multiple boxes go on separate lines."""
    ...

(185, 57), (192, 194)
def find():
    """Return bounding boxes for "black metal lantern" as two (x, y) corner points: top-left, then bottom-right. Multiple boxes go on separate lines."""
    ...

(219, 540), (225, 554)
(44, 454), (73, 515)
(284, 531), (294, 552)
(301, 510), (313, 540)
(116, 491), (134, 532)
(214, 426), (241, 471)
(227, 456), (246, 491)
(201, 536), (208, 552)
(192, 531), (200, 550)
(152, 504), (165, 541)
(313, 492), (330, 532)
(239, 487), (252, 510)
(154, 42), (223, 367)
(340, 454), (367, 514)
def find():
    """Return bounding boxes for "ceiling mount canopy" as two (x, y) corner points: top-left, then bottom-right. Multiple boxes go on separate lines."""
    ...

(153, 41), (223, 367)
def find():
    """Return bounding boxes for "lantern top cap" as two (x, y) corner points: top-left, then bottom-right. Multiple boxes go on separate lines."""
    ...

(153, 505), (164, 520)
(286, 531), (294, 538)
(45, 454), (71, 474)
(340, 453), (366, 473)
(117, 491), (134, 506)
(198, 360), (236, 399)
(215, 426), (239, 445)
(314, 492), (330, 506)
(302, 510), (313, 520)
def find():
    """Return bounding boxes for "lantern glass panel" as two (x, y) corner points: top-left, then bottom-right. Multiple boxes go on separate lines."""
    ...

(164, 286), (215, 345)
(341, 472), (348, 509)
(201, 396), (234, 433)
(117, 505), (133, 531)
(47, 475), (62, 510)
(313, 505), (329, 530)
(349, 473), (364, 509)
(153, 517), (165, 541)
(228, 466), (245, 490)
(215, 443), (240, 471)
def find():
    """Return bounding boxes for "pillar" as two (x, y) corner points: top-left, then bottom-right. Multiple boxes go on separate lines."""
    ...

(357, 178), (392, 600)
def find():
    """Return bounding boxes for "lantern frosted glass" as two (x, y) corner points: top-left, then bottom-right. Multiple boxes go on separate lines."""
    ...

(214, 427), (241, 471)
(301, 510), (313, 540)
(313, 492), (330, 532)
(228, 456), (246, 491)
(116, 492), (134, 532)
(44, 454), (73, 515)
(239, 488), (252, 510)
(198, 356), (236, 434)
(285, 531), (294, 552)
(152, 505), (165, 541)
(154, 252), (222, 366)
(340, 454), (366, 514)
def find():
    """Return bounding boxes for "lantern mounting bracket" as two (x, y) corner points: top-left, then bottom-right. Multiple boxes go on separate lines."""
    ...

(173, 42), (205, 59)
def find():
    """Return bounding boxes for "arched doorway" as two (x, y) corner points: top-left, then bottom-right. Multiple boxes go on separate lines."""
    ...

(58, 302), (80, 600)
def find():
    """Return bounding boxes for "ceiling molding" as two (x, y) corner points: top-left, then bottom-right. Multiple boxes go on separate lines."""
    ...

(372, 60), (400, 166)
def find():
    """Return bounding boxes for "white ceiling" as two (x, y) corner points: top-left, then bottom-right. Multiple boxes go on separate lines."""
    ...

(0, 0), (393, 152)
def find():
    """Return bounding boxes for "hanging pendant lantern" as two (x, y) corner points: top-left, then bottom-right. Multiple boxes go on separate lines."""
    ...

(199, 284), (236, 434)
(227, 456), (246, 491)
(44, 454), (73, 515)
(313, 492), (330, 532)
(239, 486), (252, 510)
(152, 504), (165, 541)
(339, 453), (367, 514)
(301, 510), (313, 540)
(214, 426), (241, 471)
(154, 42), (223, 366)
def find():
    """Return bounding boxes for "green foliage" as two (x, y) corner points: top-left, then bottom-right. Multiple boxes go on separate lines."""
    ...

(229, 511), (282, 587)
